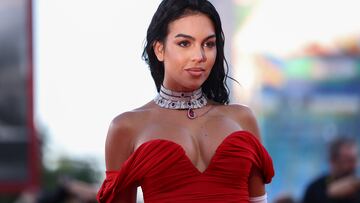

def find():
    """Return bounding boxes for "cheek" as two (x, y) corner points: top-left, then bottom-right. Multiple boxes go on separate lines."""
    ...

(164, 49), (186, 67)
(206, 50), (217, 67)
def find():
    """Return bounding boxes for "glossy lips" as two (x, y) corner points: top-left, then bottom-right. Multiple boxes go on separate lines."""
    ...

(185, 67), (205, 77)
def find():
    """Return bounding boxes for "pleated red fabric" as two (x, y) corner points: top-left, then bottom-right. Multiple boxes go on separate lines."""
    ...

(97, 130), (274, 203)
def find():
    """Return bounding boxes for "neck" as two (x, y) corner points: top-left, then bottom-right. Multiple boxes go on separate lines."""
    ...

(162, 80), (200, 92)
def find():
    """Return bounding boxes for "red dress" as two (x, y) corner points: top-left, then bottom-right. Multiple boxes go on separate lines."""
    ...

(97, 130), (274, 203)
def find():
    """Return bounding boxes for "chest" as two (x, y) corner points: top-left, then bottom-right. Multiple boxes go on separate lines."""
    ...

(135, 112), (243, 173)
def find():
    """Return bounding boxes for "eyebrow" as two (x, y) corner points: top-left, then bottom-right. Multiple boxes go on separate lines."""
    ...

(174, 33), (216, 41)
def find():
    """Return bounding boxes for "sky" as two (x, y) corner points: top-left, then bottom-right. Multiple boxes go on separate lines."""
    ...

(235, 0), (360, 56)
(34, 0), (161, 167)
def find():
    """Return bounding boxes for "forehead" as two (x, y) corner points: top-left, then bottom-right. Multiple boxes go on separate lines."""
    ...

(167, 13), (215, 37)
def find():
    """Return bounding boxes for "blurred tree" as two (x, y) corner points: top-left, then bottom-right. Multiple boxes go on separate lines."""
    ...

(41, 156), (101, 190)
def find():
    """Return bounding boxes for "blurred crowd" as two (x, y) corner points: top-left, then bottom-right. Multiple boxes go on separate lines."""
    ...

(14, 177), (97, 203)
(272, 136), (360, 203)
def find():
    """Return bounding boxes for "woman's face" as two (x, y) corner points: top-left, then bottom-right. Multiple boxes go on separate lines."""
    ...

(154, 13), (217, 92)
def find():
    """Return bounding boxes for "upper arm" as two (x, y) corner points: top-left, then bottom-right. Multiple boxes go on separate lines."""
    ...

(104, 112), (138, 202)
(105, 112), (136, 171)
(231, 104), (262, 142)
(248, 166), (266, 197)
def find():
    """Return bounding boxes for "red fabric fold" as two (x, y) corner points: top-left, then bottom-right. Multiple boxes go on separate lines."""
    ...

(97, 130), (275, 203)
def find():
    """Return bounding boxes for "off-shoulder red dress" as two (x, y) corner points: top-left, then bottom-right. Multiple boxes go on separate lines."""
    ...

(97, 130), (274, 203)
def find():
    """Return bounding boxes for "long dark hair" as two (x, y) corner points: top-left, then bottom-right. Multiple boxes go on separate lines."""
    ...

(142, 0), (231, 104)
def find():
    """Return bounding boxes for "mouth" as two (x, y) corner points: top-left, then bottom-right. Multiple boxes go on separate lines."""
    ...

(185, 68), (205, 77)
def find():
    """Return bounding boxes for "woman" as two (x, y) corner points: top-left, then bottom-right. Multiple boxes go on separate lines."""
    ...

(97, 0), (274, 202)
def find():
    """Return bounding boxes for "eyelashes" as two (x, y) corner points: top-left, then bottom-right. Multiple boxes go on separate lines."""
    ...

(204, 41), (216, 48)
(178, 41), (190, 47)
(177, 40), (216, 48)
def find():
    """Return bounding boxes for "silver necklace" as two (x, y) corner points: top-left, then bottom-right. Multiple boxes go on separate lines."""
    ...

(154, 85), (208, 119)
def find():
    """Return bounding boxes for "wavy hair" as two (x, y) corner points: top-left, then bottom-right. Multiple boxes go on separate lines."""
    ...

(142, 0), (233, 104)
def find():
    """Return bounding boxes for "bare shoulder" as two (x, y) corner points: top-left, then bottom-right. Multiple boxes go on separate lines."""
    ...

(219, 103), (262, 141)
(105, 105), (152, 171)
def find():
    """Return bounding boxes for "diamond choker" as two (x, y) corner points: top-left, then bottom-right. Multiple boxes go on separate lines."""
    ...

(154, 85), (208, 119)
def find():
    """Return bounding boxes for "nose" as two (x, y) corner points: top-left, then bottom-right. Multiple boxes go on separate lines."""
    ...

(192, 46), (206, 62)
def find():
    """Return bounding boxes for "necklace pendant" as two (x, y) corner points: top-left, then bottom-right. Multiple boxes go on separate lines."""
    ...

(187, 108), (196, 119)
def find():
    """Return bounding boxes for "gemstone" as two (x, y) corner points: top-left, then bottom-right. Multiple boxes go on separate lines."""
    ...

(187, 108), (196, 119)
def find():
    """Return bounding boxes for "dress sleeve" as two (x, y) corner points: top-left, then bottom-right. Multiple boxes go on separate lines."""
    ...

(97, 171), (122, 202)
(245, 133), (275, 184)
(96, 140), (185, 202)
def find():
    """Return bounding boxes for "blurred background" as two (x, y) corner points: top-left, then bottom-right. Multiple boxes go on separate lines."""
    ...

(0, 0), (359, 202)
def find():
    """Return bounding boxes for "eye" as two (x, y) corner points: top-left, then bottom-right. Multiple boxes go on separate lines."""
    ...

(178, 40), (190, 47)
(204, 41), (216, 48)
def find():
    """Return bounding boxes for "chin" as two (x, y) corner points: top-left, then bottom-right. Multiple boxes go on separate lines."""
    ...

(184, 80), (206, 91)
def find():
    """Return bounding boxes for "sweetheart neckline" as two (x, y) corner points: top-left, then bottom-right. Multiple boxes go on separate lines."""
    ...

(133, 130), (257, 175)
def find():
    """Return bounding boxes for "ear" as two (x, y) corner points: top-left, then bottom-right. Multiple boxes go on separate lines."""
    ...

(153, 41), (164, 62)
